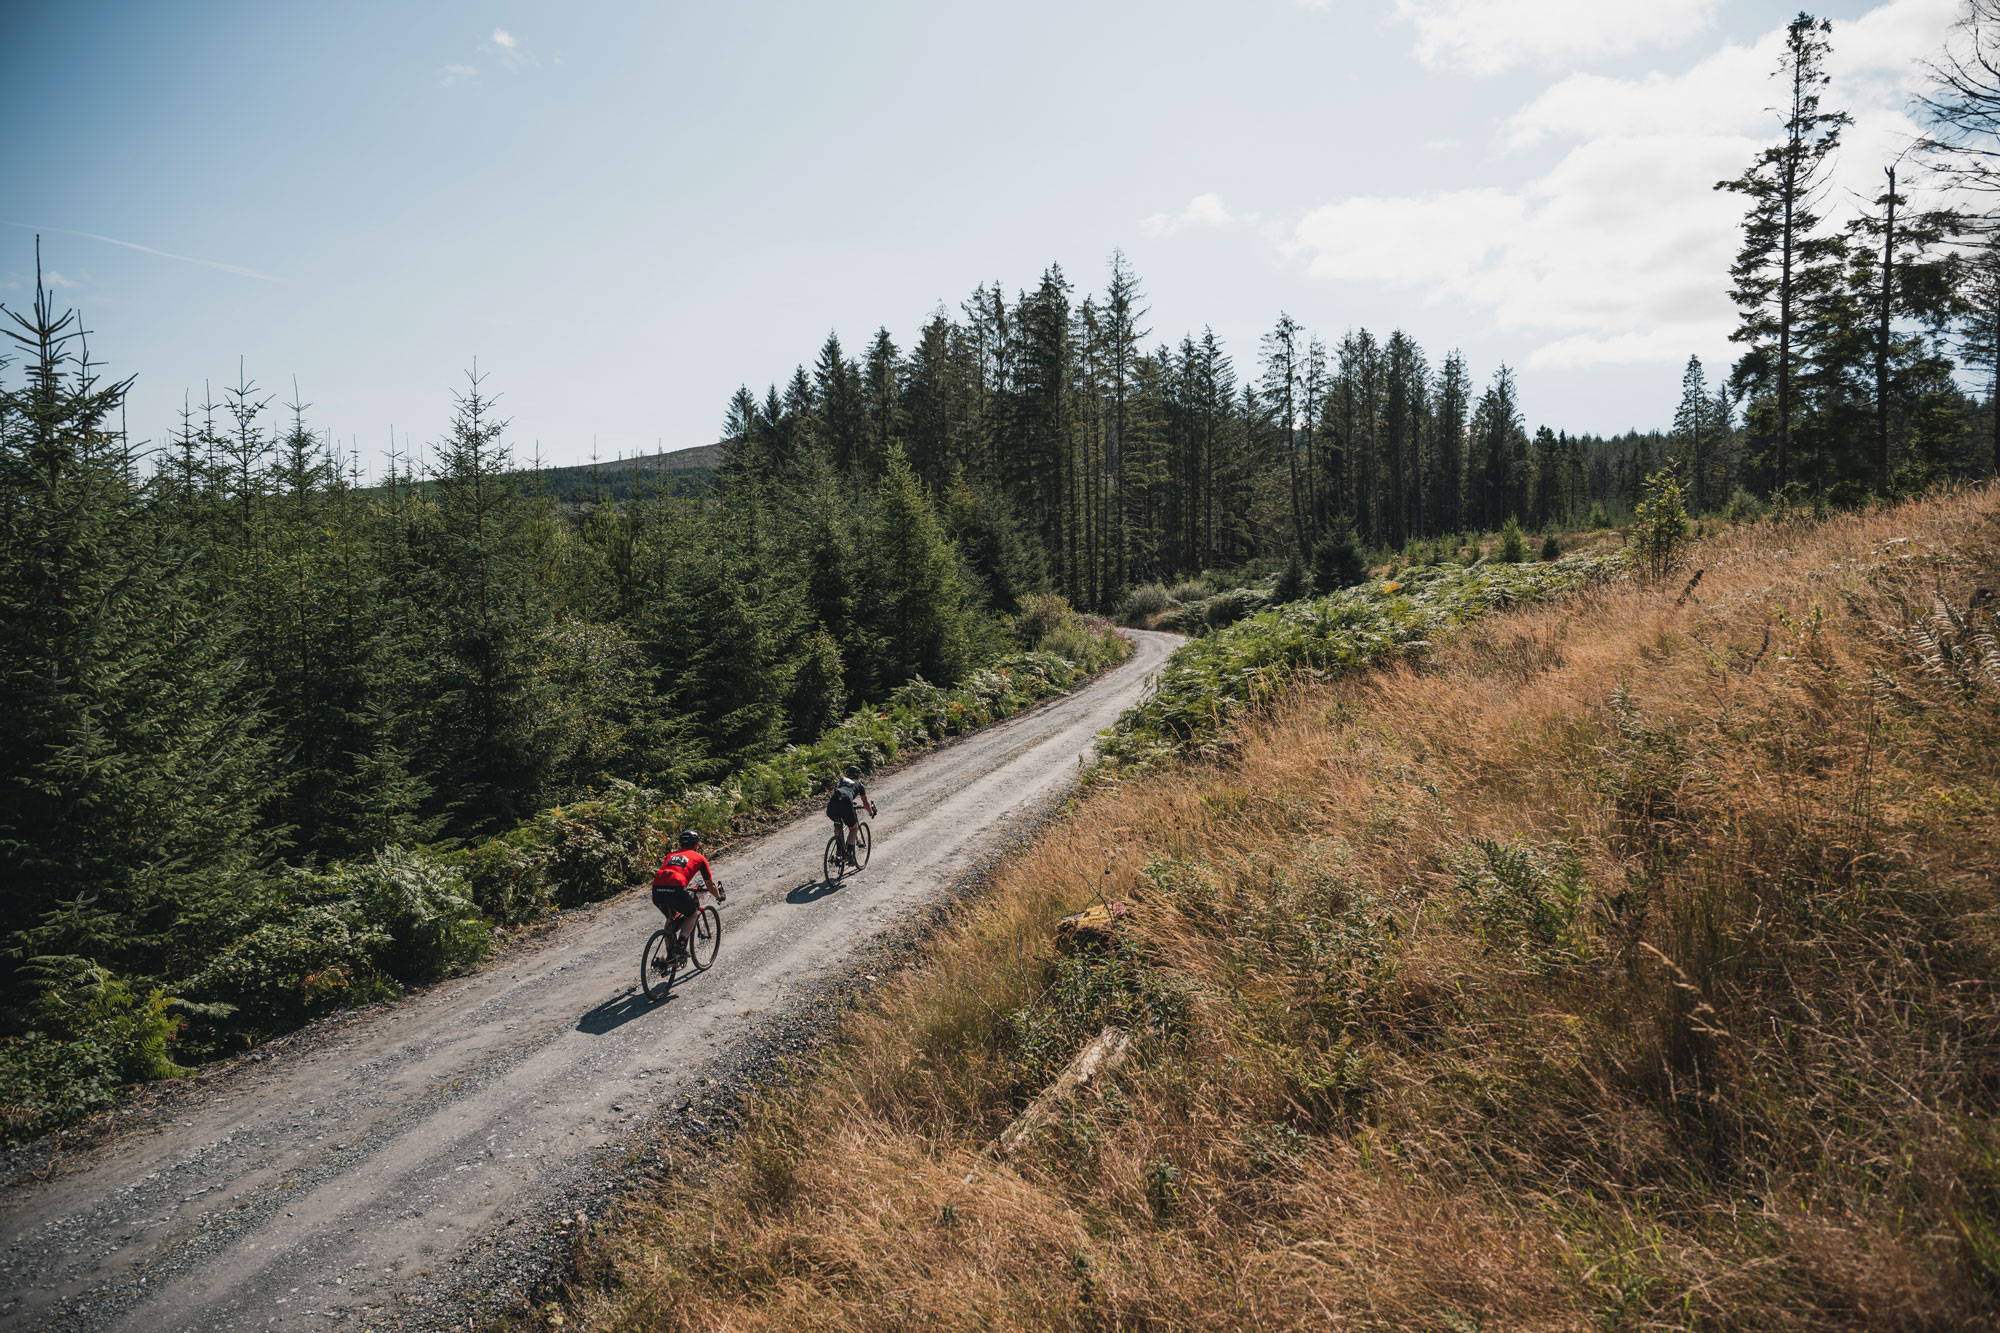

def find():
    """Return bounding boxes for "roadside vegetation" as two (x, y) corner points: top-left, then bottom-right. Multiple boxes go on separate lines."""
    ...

(536, 486), (2000, 1330)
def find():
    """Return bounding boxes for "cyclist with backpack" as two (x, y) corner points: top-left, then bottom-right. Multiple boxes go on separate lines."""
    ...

(653, 829), (724, 959)
(825, 765), (876, 867)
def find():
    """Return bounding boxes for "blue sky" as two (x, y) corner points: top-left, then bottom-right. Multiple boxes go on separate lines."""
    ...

(1, 0), (1962, 471)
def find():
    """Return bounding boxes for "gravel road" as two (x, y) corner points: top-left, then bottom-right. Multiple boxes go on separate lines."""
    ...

(0, 629), (1181, 1332)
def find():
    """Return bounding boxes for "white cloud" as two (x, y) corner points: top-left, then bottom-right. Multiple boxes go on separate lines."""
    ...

(484, 27), (531, 69)
(439, 62), (478, 86)
(1393, 0), (1719, 76)
(1289, 189), (1526, 286)
(1508, 0), (1956, 147)
(1144, 192), (1261, 236)
(1287, 0), (1962, 373)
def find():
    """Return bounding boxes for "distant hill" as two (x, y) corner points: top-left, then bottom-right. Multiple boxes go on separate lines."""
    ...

(528, 442), (724, 502)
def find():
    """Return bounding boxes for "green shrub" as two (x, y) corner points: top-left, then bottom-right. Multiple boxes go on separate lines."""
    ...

(1168, 578), (1212, 604)
(1540, 533), (1562, 561)
(19, 957), (193, 1084)
(1631, 467), (1692, 580)
(524, 781), (663, 910)
(451, 831), (551, 927)
(1448, 837), (1589, 958)
(1313, 524), (1367, 591)
(1273, 556), (1310, 604)
(1012, 591), (1074, 649)
(1204, 588), (1268, 629)
(1498, 517), (1526, 563)
(321, 847), (490, 983)
(1117, 582), (1174, 623)
(0, 1034), (120, 1142)
(182, 905), (393, 1047)
(1721, 487), (1766, 524)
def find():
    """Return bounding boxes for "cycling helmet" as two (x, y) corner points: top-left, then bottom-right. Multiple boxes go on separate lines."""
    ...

(844, 765), (861, 779)
(678, 829), (701, 848)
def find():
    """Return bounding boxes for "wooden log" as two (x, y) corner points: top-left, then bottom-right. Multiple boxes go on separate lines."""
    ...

(992, 1025), (1133, 1159)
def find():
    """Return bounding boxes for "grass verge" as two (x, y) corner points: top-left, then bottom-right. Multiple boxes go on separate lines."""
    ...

(527, 487), (2000, 1331)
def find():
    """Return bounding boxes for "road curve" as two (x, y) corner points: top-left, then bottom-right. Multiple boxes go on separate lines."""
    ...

(0, 629), (1181, 1331)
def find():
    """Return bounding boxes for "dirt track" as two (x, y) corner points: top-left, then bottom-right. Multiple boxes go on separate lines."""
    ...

(0, 630), (1181, 1331)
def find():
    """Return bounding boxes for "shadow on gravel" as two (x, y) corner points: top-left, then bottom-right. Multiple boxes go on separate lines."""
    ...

(576, 988), (675, 1035)
(785, 876), (845, 905)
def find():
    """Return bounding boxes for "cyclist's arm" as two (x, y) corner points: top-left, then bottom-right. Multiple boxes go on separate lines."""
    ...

(699, 860), (724, 900)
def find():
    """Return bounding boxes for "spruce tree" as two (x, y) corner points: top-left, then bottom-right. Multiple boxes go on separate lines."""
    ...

(409, 368), (555, 829)
(863, 445), (977, 690)
(0, 266), (279, 994)
(1716, 13), (1850, 493)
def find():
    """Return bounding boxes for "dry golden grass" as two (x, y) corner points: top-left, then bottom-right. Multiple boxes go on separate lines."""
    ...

(534, 487), (2000, 1332)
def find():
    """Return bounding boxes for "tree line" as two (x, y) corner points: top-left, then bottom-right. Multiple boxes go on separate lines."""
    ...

(714, 8), (2000, 616)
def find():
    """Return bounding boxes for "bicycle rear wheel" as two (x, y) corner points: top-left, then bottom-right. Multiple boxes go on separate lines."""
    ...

(688, 905), (721, 970)
(640, 927), (677, 1001)
(852, 822), (871, 870)
(823, 832), (842, 882)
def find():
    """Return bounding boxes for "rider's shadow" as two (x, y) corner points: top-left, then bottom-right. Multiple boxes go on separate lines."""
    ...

(576, 988), (670, 1035)
(785, 875), (845, 905)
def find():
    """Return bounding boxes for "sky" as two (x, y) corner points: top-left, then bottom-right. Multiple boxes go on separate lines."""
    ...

(0, 0), (1969, 472)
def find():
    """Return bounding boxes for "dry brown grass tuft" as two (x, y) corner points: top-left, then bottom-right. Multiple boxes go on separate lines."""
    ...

(535, 487), (2000, 1332)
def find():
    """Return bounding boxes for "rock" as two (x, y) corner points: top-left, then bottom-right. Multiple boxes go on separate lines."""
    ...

(1055, 901), (1130, 953)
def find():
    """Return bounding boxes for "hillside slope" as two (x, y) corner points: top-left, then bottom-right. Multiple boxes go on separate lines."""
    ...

(540, 488), (2000, 1331)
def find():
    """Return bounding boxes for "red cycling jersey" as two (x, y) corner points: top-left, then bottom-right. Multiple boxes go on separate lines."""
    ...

(652, 848), (712, 890)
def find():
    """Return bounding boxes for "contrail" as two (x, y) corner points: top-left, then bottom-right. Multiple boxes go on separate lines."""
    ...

(2, 220), (283, 283)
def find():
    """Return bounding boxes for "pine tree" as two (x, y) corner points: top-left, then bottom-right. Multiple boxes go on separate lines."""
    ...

(1672, 356), (1713, 510)
(1260, 312), (1308, 557)
(1471, 366), (1524, 530)
(410, 368), (555, 829)
(861, 329), (904, 477)
(1429, 350), (1471, 534)
(0, 265), (278, 992)
(863, 445), (977, 690)
(1101, 253), (1148, 595)
(1716, 13), (1850, 493)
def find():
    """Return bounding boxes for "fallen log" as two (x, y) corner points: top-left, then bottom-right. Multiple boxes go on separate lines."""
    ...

(991, 1025), (1133, 1160)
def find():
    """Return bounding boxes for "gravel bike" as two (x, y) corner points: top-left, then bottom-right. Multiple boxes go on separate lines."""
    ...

(641, 884), (722, 1001)
(822, 821), (871, 882)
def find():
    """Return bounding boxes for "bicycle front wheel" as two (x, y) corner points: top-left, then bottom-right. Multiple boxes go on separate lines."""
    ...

(641, 928), (676, 1001)
(688, 905), (721, 970)
(852, 822), (871, 870)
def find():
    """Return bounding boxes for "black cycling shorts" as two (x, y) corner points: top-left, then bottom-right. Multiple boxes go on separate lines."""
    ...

(828, 796), (857, 828)
(652, 883), (698, 921)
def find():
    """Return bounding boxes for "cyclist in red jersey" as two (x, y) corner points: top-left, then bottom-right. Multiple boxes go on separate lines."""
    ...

(652, 829), (723, 959)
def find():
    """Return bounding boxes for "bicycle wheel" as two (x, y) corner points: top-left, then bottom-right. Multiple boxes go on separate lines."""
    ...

(640, 927), (677, 1001)
(688, 905), (721, 970)
(823, 832), (842, 882)
(852, 822), (871, 870)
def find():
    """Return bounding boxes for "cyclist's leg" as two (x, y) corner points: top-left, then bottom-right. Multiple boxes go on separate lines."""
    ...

(670, 885), (699, 951)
